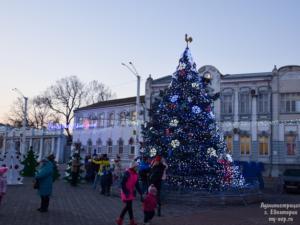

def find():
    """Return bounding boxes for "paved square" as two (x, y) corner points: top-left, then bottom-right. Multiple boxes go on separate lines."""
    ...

(0, 177), (299, 225)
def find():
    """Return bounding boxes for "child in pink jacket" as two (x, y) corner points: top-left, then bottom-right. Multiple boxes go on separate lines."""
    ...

(0, 167), (8, 205)
(143, 184), (157, 225)
(116, 161), (142, 225)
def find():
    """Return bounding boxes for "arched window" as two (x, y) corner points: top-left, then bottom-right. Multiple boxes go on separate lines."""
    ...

(118, 138), (124, 154)
(239, 87), (251, 115)
(119, 111), (127, 127)
(257, 87), (270, 114)
(75, 114), (84, 129)
(258, 134), (269, 155)
(97, 113), (105, 128)
(221, 88), (234, 115)
(240, 134), (251, 155)
(108, 112), (115, 127)
(107, 138), (113, 154)
(128, 137), (135, 155)
(88, 113), (97, 128)
(285, 132), (297, 156)
(130, 111), (137, 126)
(96, 138), (102, 154)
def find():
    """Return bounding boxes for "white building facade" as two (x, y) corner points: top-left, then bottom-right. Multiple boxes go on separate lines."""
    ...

(72, 97), (145, 164)
(0, 125), (66, 162)
(145, 65), (300, 177)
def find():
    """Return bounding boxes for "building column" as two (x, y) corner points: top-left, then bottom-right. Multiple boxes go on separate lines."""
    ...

(2, 130), (7, 156)
(233, 88), (240, 158)
(55, 128), (63, 162)
(29, 138), (33, 148)
(251, 95), (258, 160)
(38, 137), (44, 161)
(51, 137), (55, 154)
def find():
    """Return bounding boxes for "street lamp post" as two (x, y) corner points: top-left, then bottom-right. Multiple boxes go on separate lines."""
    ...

(12, 88), (28, 155)
(122, 62), (141, 158)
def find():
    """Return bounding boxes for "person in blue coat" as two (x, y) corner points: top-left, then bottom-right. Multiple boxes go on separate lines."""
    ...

(35, 158), (54, 212)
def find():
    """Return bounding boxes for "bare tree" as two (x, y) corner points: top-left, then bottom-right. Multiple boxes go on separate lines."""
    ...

(6, 97), (25, 128)
(30, 96), (60, 129)
(42, 76), (85, 142)
(5, 76), (115, 145)
(83, 80), (116, 105)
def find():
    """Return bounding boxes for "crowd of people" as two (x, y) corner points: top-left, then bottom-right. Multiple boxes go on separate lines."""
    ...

(0, 150), (168, 225)
(82, 153), (168, 225)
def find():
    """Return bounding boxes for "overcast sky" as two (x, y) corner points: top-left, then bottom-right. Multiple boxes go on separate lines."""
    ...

(0, 0), (299, 122)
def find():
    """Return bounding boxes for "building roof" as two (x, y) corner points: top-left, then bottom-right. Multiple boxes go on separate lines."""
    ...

(222, 72), (273, 79)
(74, 96), (145, 112)
(152, 75), (172, 84)
(151, 71), (273, 84)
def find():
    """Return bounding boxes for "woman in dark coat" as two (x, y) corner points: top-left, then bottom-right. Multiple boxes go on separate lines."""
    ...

(149, 155), (166, 217)
(35, 159), (54, 212)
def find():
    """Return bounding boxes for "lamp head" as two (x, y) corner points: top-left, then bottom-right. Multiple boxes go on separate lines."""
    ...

(203, 72), (212, 80)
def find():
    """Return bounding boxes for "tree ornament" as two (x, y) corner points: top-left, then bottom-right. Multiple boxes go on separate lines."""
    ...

(171, 139), (180, 148)
(150, 148), (157, 157)
(165, 128), (170, 135)
(170, 95), (179, 103)
(191, 82), (199, 89)
(179, 70), (186, 77)
(192, 106), (201, 114)
(207, 147), (217, 157)
(205, 105), (211, 112)
(169, 104), (176, 109)
(169, 119), (179, 127)
(178, 62), (186, 70)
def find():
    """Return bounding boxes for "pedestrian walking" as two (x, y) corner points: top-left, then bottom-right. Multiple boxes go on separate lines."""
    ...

(92, 154), (110, 194)
(143, 184), (157, 225)
(113, 155), (123, 184)
(35, 158), (54, 212)
(116, 161), (142, 225)
(0, 166), (8, 206)
(92, 154), (101, 189)
(149, 155), (166, 217)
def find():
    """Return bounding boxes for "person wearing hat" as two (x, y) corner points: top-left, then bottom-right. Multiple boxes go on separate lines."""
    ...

(71, 153), (81, 186)
(149, 155), (166, 217)
(35, 158), (54, 212)
(0, 166), (8, 206)
(116, 161), (142, 225)
(142, 184), (157, 225)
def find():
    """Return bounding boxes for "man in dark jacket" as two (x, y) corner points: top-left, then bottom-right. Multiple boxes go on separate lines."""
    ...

(149, 155), (166, 216)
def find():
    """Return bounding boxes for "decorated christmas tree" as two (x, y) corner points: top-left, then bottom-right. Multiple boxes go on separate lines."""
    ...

(142, 37), (244, 191)
(21, 146), (39, 177)
(0, 140), (24, 185)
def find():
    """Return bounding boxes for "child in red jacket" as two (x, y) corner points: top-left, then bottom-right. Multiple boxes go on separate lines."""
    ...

(143, 184), (157, 225)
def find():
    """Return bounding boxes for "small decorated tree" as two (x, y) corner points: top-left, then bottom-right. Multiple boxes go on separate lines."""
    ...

(21, 146), (39, 177)
(1, 140), (24, 185)
(64, 142), (84, 184)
